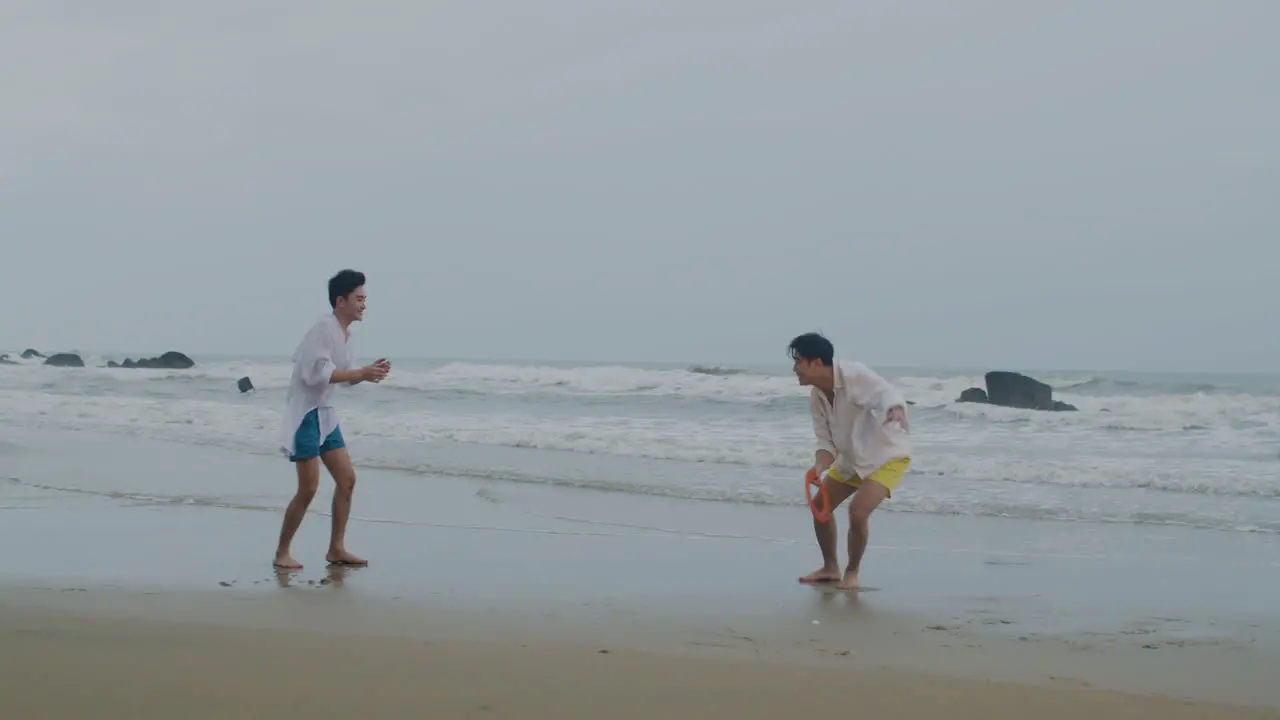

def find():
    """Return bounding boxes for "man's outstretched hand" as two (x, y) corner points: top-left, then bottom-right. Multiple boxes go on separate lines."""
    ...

(361, 359), (391, 383)
(884, 405), (908, 432)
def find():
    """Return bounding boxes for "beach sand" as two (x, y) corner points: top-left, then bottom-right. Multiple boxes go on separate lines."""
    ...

(3, 596), (1276, 720)
(2, 427), (1279, 717)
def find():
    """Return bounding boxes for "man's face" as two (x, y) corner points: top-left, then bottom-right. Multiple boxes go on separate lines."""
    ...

(335, 287), (367, 322)
(792, 356), (822, 386)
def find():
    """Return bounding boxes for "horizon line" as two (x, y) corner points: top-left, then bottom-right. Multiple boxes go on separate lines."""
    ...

(4, 347), (1276, 378)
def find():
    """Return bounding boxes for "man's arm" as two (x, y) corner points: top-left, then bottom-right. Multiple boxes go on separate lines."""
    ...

(810, 392), (837, 472)
(296, 326), (385, 387)
(331, 367), (365, 385)
(843, 362), (909, 430)
(332, 358), (390, 386)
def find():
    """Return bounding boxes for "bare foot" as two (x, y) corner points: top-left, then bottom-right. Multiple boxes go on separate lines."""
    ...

(799, 567), (842, 584)
(836, 569), (860, 590)
(326, 549), (368, 566)
(273, 553), (303, 571)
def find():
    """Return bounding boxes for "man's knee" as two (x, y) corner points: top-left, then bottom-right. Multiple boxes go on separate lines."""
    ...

(297, 474), (319, 497)
(289, 478), (318, 504)
(848, 506), (871, 533)
(294, 459), (321, 499)
(319, 447), (356, 492)
(330, 464), (357, 495)
(848, 497), (879, 531)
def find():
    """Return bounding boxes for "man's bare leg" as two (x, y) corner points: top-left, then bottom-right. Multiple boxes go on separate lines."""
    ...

(837, 480), (890, 590)
(799, 476), (857, 584)
(320, 447), (367, 566)
(274, 458), (321, 570)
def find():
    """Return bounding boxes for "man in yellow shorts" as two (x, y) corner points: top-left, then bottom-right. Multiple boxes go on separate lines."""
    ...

(789, 332), (912, 590)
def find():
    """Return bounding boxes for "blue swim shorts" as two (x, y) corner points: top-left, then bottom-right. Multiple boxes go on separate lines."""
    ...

(289, 408), (345, 462)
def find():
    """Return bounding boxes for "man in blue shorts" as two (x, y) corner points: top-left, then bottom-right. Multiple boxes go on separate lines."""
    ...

(272, 269), (390, 571)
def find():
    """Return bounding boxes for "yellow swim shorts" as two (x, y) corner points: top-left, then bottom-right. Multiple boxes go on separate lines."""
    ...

(826, 457), (911, 497)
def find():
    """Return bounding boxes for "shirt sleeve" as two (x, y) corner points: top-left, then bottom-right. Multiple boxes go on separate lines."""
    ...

(810, 391), (838, 457)
(842, 362), (907, 415)
(295, 324), (338, 388)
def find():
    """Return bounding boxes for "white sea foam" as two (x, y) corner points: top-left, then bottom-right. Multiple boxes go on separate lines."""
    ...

(405, 362), (804, 401)
(3, 358), (1278, 539)
(1, 387), (1276, 501)
(0, 358), (803, 400)
(5, 360), (1277, 434)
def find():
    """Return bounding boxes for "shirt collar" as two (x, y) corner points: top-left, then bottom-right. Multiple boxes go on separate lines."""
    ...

(326, 313), (350, 342)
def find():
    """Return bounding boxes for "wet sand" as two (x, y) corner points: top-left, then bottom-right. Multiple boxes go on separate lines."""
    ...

(2, 427), (1279, 715)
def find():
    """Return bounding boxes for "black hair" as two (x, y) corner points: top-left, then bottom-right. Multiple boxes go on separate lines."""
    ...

(787, 332), (834, 365)
(328, 269), (366, 308)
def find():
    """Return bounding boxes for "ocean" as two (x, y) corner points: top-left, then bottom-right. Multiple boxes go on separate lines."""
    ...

(2, 351), (1277, 537)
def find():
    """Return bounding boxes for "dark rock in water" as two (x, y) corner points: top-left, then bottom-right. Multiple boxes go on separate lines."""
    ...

(44, 353), (85, 368)
(137, 351), (195, 369)
(237, 376), (254, 393)
(984, 371), (1053, 411)
(161, 351), (195, 369)
(688, 364), (743, 376)
(964, 370), (1077, 411)
(114, 351), (196, 370)
(0, 354), (17, 365)
(21, 348), (44, 359)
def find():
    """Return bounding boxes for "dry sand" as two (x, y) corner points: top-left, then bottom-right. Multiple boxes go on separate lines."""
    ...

(3, 600), (1275, 720)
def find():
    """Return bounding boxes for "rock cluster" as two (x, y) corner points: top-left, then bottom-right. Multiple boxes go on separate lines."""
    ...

(0, 348), (196, 370)
(956, 371), (1077, 411)
(105, 351), (196, 370)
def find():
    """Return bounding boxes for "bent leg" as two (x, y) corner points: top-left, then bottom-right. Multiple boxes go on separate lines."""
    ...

(799, 475), (857, 584)
(274, 458), (321, 570)
(320, 446), (366, 566)
(837, 480), (890, 590)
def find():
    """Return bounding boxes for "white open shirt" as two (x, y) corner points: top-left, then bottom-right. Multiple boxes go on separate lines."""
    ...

(278, 314), (356, 458)
(809, 360), (912, 479)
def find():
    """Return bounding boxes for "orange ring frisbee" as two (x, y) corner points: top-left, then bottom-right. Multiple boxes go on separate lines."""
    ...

(805, 467), (832, 522)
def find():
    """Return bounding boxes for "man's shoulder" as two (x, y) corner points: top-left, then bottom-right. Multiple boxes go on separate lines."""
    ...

(301, 313), (340, 338)
(292, 314), (339, 356)
(834, 361), (895, 397)
(836, 359), (880, 379)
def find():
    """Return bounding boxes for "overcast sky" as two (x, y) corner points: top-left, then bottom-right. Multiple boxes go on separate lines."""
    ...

(2, 1), (1275, 372)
